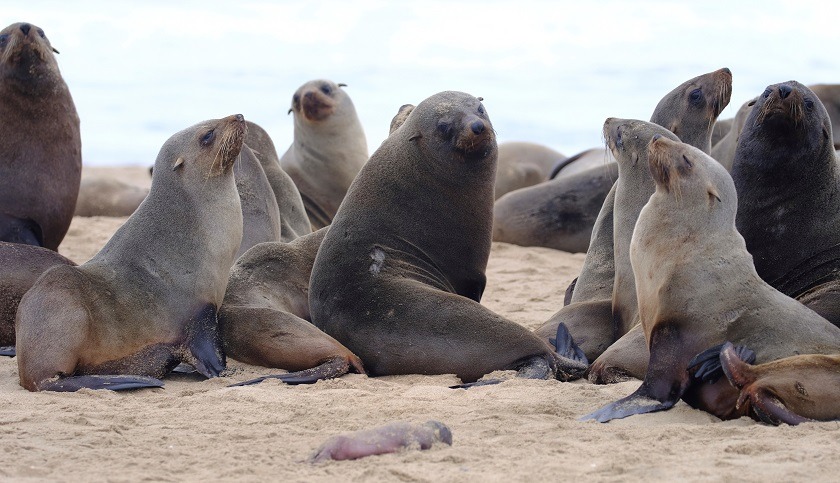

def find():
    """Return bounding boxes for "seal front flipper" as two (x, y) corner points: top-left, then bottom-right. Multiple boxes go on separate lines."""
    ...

(689, 342), (756, 384)
(184, 304), (226, 378)
(0, 214), (43, 247)
(0, 346), (15, 357)
(37, 375), (164, 392)
(228, 357), (355, 387)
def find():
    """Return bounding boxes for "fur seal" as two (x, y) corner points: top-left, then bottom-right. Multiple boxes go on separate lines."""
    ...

(74, 178), (149, 217)
(16, 115), (246, 391)
(310, 91), (585, 383)
(583, 135), (840, 423)
(243, 121), (311, 242)
(731, 81), (840, 326)
(0, 242), (75, 352)
(309, 421), (452, 463)
(548, 148), (615, 180)
(234, 144), (282, 258)
(492, 163), (617, 253)
(710, 97), (755, 171)
(809, 84), (840, 149)
(711, 118), (733, 147)
(220, 227), (365, 384)
(0, 22), (81, 249)
(536, 68), (733, 372)
(494, 142), (566, 199)
(389, 104), (415, 134)
(717, 342), (840, 425)
(280, 80), (368, 230)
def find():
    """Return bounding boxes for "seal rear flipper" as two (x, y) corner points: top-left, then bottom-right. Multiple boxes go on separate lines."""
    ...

(0, 214), (43, 247)
(581, 384), (676, 422)
(37, 375), (164, 392)
(551, 322), (588, 365)
(563, 277), (578, 306)
(0, 346), (15, 357)
(712, 341), (757, 387)
(228, 356), (352, 387)
(185, 304), (226, 378)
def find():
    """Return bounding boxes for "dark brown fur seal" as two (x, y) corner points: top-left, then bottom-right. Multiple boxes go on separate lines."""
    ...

(732, 81), (840, 326)
(243, 121), (311, 242)
(220, 227), (365, 385)
(494, 141), (566, 199)
(584, 135), (840, 422)
(309, 421), (452, 463)
(74, 178), (149, 217)
(310, 91), (585, 383)
(0, 22), (81, 249)
(281, 80), (368, 230)
(16, 115), (246, 391)
(718, 342), (840, 425)
(0, 242), (75, 351)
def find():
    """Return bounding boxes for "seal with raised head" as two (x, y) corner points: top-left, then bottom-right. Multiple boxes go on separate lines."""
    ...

(583, 135), (840, 423)
(15, 115), (246, 392)
(280, 80), (368, 230)
(310, 91), (585, 383)
(0, 242), (76, 354)
(732, 81), (840, 326)
(220, 227), (366, 385)
(494, 141), (566, 199)
(710, 97), (755, 171)
(243, 120), (311, 242)
(0, 22), (81, 249)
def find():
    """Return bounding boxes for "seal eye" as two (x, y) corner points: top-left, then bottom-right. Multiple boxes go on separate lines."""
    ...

(804, 98), (815, 111)
(689, 88), (703, 105)
(200, 129), (216, 147)
(37, 28), (45, 38)
(0, 34), (8, 47)
(477, 104), (485, 115)
(437, 121), (453, 138)
(763, 88), (771, 99)
(320, 84), (333, 95)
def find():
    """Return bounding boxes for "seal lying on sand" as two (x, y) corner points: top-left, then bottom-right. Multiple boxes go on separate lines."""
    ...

(16, 115), (246, 392)
(494, 141), (566, 199)
(0, 22), (81, 249)
(74, 178), (149, 217)
(583, 135), (840, 423)
(220, 227), (365, 385)
(732, 81), (840, 326)
(280, 80), (368, 230)
(310, 91), (586, 383)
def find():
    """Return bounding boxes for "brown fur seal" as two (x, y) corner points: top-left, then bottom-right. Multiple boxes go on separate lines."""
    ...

(280, 80), (368, 230)
(15, 115), (246, 391)
(710, 97), (755, 171)
(711, 118), (733, 146)
(243, 121), (311, 242)
(732, 81), (840, 326)
(492, 163), (617, 253)
(583, 135), (840, 422)
(809, 84), (840, 149)
(549, 148), (615, 179)
(234, 144), (282, 258)
(74, 177), (149, 217)
(0, 242), (75, 352)
(220, 227), (365, 385)
(389, 104), (415, 133)
(536, 68), (733, 372)
(309, 421), (452, 463)
(718, 342), (840, 425)
(310, 91), (586, 383)
(494, 142), (566, 199)
(0, 22), (81, 249)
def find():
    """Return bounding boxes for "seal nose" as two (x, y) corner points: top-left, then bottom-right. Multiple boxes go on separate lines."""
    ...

(234, 114), (244, 122)
(779, 85), (792, 99)
(19, 23), (31, 36)
(470, 120), (485, 135)
(721, 67), (732, 76)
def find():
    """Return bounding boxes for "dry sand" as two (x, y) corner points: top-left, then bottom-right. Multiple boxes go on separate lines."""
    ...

(2, 167), (839, 482)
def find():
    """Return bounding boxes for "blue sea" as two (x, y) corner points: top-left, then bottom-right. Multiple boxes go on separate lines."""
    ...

(8, 0), (838, 165)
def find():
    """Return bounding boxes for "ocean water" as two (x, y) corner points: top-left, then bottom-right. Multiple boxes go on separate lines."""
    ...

(8, 0), (838, 166)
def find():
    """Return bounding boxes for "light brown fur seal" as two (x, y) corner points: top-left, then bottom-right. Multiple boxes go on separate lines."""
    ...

(0, 22), (81, 249)
(494, 141), (566, 199)
(809, 84), (840, 150)
(234, 144), (282, 258)
(584, 135), (840, 423)
(310, 91), (586, 383)
(710, 97), (755, 171)
(280, 80), (368, 230)
(74, 177), (149, 217)
(16, 115), (246, 391)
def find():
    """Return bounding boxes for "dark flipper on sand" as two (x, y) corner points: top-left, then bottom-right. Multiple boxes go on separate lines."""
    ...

(0, 346), (15, 357)
(689, 342), (756, 384)
(228, 357), (353, 387)
(551, 322), (589, 381)
(186, 304), (226, 378)
(38, 375), (164, 392)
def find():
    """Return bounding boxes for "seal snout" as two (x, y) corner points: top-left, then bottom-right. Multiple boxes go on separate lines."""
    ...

(470, 120), (485, 135)
(778, 85), (793, 99)
(453, 114), (494, 160)
(19, 23), (32, 36)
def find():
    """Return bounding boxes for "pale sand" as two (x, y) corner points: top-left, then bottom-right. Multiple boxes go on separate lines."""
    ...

(2, 167), (839, 481)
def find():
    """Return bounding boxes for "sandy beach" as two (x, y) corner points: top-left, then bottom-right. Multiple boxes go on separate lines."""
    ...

(0, 166), (837, 481)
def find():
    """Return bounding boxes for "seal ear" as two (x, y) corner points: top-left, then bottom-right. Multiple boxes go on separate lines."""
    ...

(747, 99), (757, 107)
(408, 133), (422, 142)
(338, 83), (347, 88)
(707, 185), (721, 204)
(172, 157), (185, 171)
(287, 108), (293, 115)
(51, 47), (60, 54)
